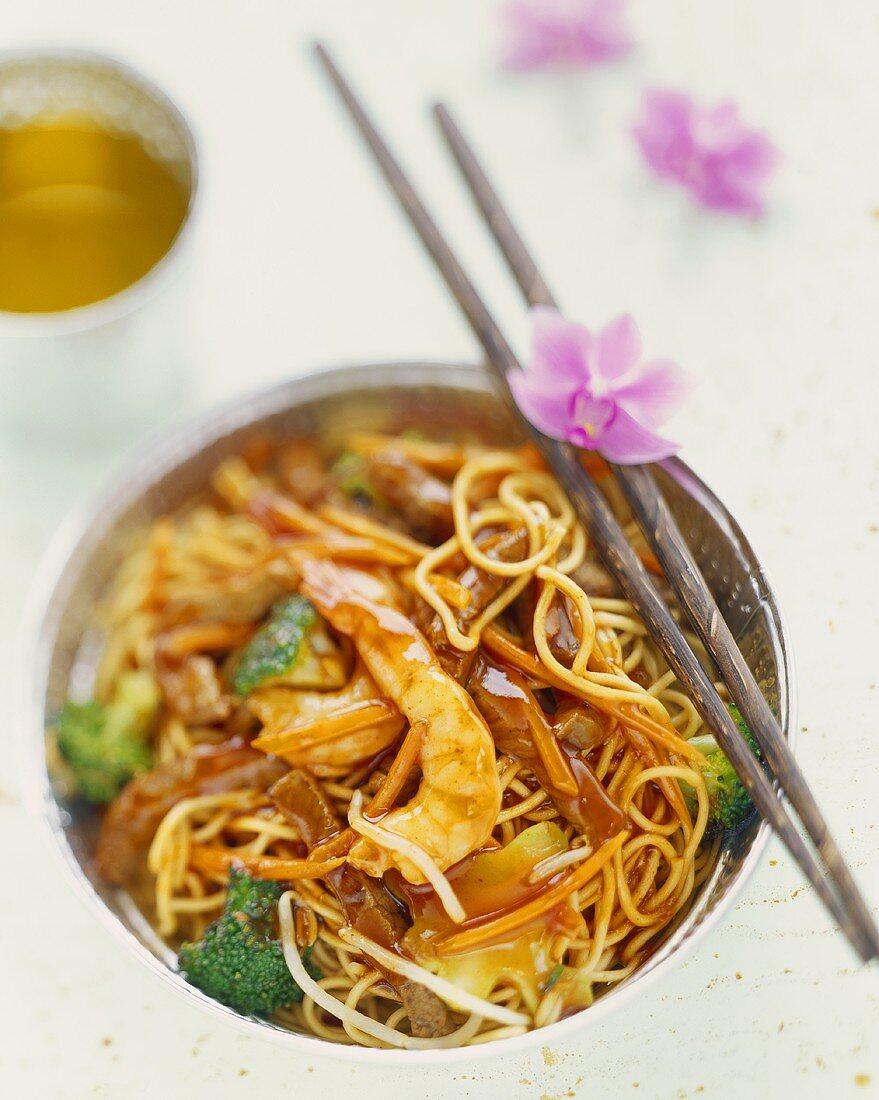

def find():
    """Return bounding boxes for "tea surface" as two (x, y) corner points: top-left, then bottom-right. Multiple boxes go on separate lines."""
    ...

(0, 118), (189, 313)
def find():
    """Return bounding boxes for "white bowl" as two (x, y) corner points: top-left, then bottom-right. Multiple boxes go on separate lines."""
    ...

(22, 361), (795, 1064)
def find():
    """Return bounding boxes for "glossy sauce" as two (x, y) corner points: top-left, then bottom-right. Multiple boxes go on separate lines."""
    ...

(393, 822), (585, 958)
(395, 824), (582, 1002)
(468, 654), (624, 845)
(327, 862), (409, 949)
(271, 768), (409, 950)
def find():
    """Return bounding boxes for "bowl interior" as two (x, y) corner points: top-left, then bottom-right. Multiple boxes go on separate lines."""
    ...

(28, 361), (793, 1062)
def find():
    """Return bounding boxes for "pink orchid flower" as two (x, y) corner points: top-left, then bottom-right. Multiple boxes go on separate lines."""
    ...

(633, 88), (780, 216)
(499, 0), (634, 71)
(509, 307), (692, 464)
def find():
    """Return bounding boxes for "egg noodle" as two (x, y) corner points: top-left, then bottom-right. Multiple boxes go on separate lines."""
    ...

(90, 432), (725, 1048)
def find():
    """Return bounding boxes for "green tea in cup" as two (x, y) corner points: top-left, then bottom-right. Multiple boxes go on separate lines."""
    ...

(0, 115), (190, 313)
(0, 52), (198, 447)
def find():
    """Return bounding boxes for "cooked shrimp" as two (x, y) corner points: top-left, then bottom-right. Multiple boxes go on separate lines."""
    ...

(248, 659), (404, 768)
(299, 558), (501, 884)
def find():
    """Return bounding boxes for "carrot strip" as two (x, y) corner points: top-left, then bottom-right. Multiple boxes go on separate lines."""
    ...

(636, 547), (663, 577)
(251, 700), (400, 755)
(159, 621), (254, 657)
(436, 831), (627, 954)
(526, 711), (578, 797)
(607, 720), (692, 832)
(366, 722), (424, 817)
(277, 536), (411, 567)
(308, 828), (355, 861)
(249, 490), (329, 536)
(483, 626), (696, 827)
(586, 649), (698, 826)
(288, 724), (422, 864)
(604, 705), (705, 765)
(515, 441), (549, 471)
(579, 452), (611, 479)
(317, 504), (432, 560)
(300, 726), (423, 862)
(251, 487), (431, 568)
(483, 626), (700, 763)
(482, 626), (560, 688)
(190, 847), (346, 880)
(343, 431), (477, 477)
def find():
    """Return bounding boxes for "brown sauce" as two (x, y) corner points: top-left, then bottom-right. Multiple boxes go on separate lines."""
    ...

(467, 654), (624, 846)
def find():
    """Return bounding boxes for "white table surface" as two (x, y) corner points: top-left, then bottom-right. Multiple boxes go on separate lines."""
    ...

(1, 1), (878, 1096)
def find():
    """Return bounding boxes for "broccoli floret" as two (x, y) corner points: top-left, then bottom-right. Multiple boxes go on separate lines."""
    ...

(233, 595), (345, 696)
(330, 450), (381, 505)
(178, 868), (318, 1015)
(687, 703), (762, 838)
(233, 595), (315, 696)
(56, 669), (159, 803)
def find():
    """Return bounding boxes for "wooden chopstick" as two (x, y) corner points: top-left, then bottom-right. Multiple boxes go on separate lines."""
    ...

(312, 42), (879, 961)
(432, 102), (879, 958)
(431, 102), (879, 962)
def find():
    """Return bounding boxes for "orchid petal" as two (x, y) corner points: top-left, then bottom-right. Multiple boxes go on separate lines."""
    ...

(530, 306), (593, 384)
(693, 101), (747, 154)
(633, 86), (778, 217)
(695, 132), (781, 214)
(595, 314), (642, 381)
(508, 371), (576, 439)
(721, 132), (780, 182)
(632, 89), (695, 181)
(612, 357), (693, 428)
(511, 308), (692, 465)
(500, 2), (567, 70)
(499, 0), (634, 72)
(693, 174), (764, 215)
(598, 406), (680, 464)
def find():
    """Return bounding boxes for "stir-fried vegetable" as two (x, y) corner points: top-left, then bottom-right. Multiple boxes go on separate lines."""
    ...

(56, 669), (160, 803)
(331, 450), (381, 504)
(178, 867), (319, 1015)
(233, 595), (346, 696)
(687, 703), (762, 837)
(408, 824), (570, 1009)
(543, 965), (594, 1009)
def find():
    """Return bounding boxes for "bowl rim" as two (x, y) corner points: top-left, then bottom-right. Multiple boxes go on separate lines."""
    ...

(19, 359), (796, 1066)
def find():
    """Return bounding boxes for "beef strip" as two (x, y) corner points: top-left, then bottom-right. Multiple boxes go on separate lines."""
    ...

(276, 439), (332, 507)
(156, 653), (233, 726)
(417, 526), (528, 680)
(270, 769), (450, 1037)
(514, 579), (582, 666)
(516, 549), (623, 666)
(397, 980), (450, 1037)
(363, 450), (454, 542)
(468, 654), (623, 846)
(269, 769), (338, 846)
(570, 556), (622, 599)
(96, 739), (287, 884)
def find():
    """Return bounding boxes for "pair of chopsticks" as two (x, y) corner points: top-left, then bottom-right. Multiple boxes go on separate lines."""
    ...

(312, 42), (879, 963)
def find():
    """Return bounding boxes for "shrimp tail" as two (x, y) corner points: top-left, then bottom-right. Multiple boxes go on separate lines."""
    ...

(299, 558), (354, 624)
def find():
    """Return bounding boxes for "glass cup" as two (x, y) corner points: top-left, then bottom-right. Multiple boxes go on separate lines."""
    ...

(0, 50), (200, 451)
